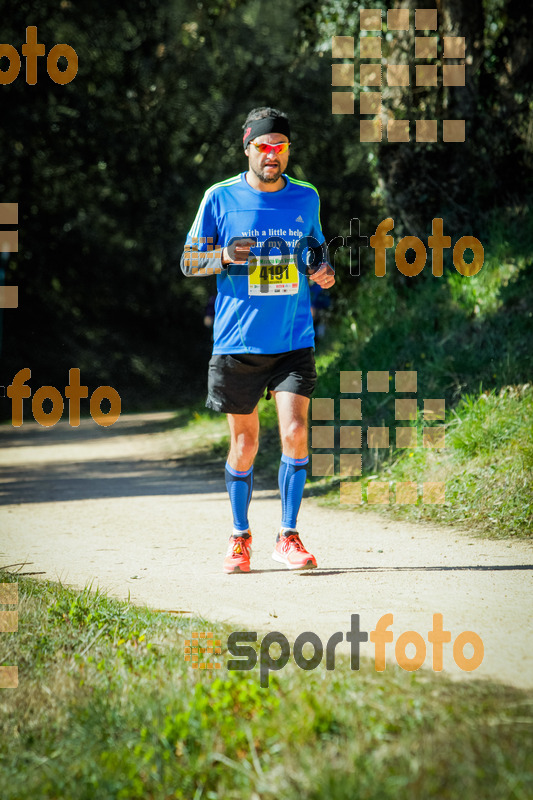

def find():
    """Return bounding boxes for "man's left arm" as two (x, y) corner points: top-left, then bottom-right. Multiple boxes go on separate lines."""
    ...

(308, 260), (335, 288)
(307, 193), (335, 289)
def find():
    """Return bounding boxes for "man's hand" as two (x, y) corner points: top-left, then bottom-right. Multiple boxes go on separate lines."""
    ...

(309, 262), (335, 289)
(222, 237), (257, 265)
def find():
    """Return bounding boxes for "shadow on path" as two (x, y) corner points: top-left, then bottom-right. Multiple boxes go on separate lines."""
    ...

(0, 457), (227, 505)
(0, 413), (274, 505)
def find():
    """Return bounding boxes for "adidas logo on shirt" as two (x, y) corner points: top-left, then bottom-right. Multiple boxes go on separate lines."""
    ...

(295, 215), (304, 223)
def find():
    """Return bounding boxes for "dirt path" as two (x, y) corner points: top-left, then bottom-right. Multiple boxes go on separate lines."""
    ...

(1, 412), (532, 688)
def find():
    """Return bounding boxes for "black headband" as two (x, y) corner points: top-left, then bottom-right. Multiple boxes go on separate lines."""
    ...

(243, 116), (291, 150)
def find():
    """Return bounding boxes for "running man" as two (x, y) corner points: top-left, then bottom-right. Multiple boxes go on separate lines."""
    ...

(181, 107), (335, 574)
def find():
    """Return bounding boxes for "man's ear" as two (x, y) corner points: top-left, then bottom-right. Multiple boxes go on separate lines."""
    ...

(244, 147), (249, 156)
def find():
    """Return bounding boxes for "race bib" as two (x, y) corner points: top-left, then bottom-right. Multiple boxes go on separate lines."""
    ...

(248, 255), (299, 296)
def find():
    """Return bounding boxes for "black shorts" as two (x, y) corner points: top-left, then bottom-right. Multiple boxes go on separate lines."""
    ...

(206, 347), (317, 415)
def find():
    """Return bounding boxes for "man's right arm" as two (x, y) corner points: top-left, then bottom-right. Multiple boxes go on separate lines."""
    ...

(181, 239), (256, 277)
(181, 188), (226, 277)
(180, 244), (226, 277)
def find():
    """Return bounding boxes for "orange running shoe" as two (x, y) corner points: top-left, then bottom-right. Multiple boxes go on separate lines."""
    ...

(272, 532), (317, 570)
(223, 533), (252, 574)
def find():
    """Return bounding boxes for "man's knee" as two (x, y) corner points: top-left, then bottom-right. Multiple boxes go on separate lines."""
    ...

(230, 428), (259, 461)
(281, 418), (308, 449)
(238, 436), (259, 460)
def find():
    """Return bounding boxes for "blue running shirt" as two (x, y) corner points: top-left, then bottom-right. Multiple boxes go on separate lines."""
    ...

(185, 172), (326, 354)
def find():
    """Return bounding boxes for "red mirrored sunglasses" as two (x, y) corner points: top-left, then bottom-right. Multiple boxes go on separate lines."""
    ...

(250, 141), (290, 155)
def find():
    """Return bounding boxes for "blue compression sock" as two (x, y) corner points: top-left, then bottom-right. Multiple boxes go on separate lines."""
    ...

(278, 453), (309, 531)
(225, 462), (253, 534)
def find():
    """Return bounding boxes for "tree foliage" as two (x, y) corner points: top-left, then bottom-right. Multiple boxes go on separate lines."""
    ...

(0, 0), (530, 416)
(296, 0), (533, 232)
(0, 0), (375, 410)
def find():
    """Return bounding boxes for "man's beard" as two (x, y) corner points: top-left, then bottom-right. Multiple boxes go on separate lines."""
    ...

(252, 162), (281, 183)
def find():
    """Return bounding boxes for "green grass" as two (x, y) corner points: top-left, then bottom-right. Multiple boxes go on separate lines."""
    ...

(1, 572), (532, 799)
(311, 384), (532, 539)
(170, 381), (532, 538)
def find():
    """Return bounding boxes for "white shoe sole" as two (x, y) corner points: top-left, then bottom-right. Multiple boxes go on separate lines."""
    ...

(272, 551), (317, 570)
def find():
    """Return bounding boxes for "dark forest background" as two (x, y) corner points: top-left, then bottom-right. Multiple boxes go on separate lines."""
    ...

(0, 0), (531, 418)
